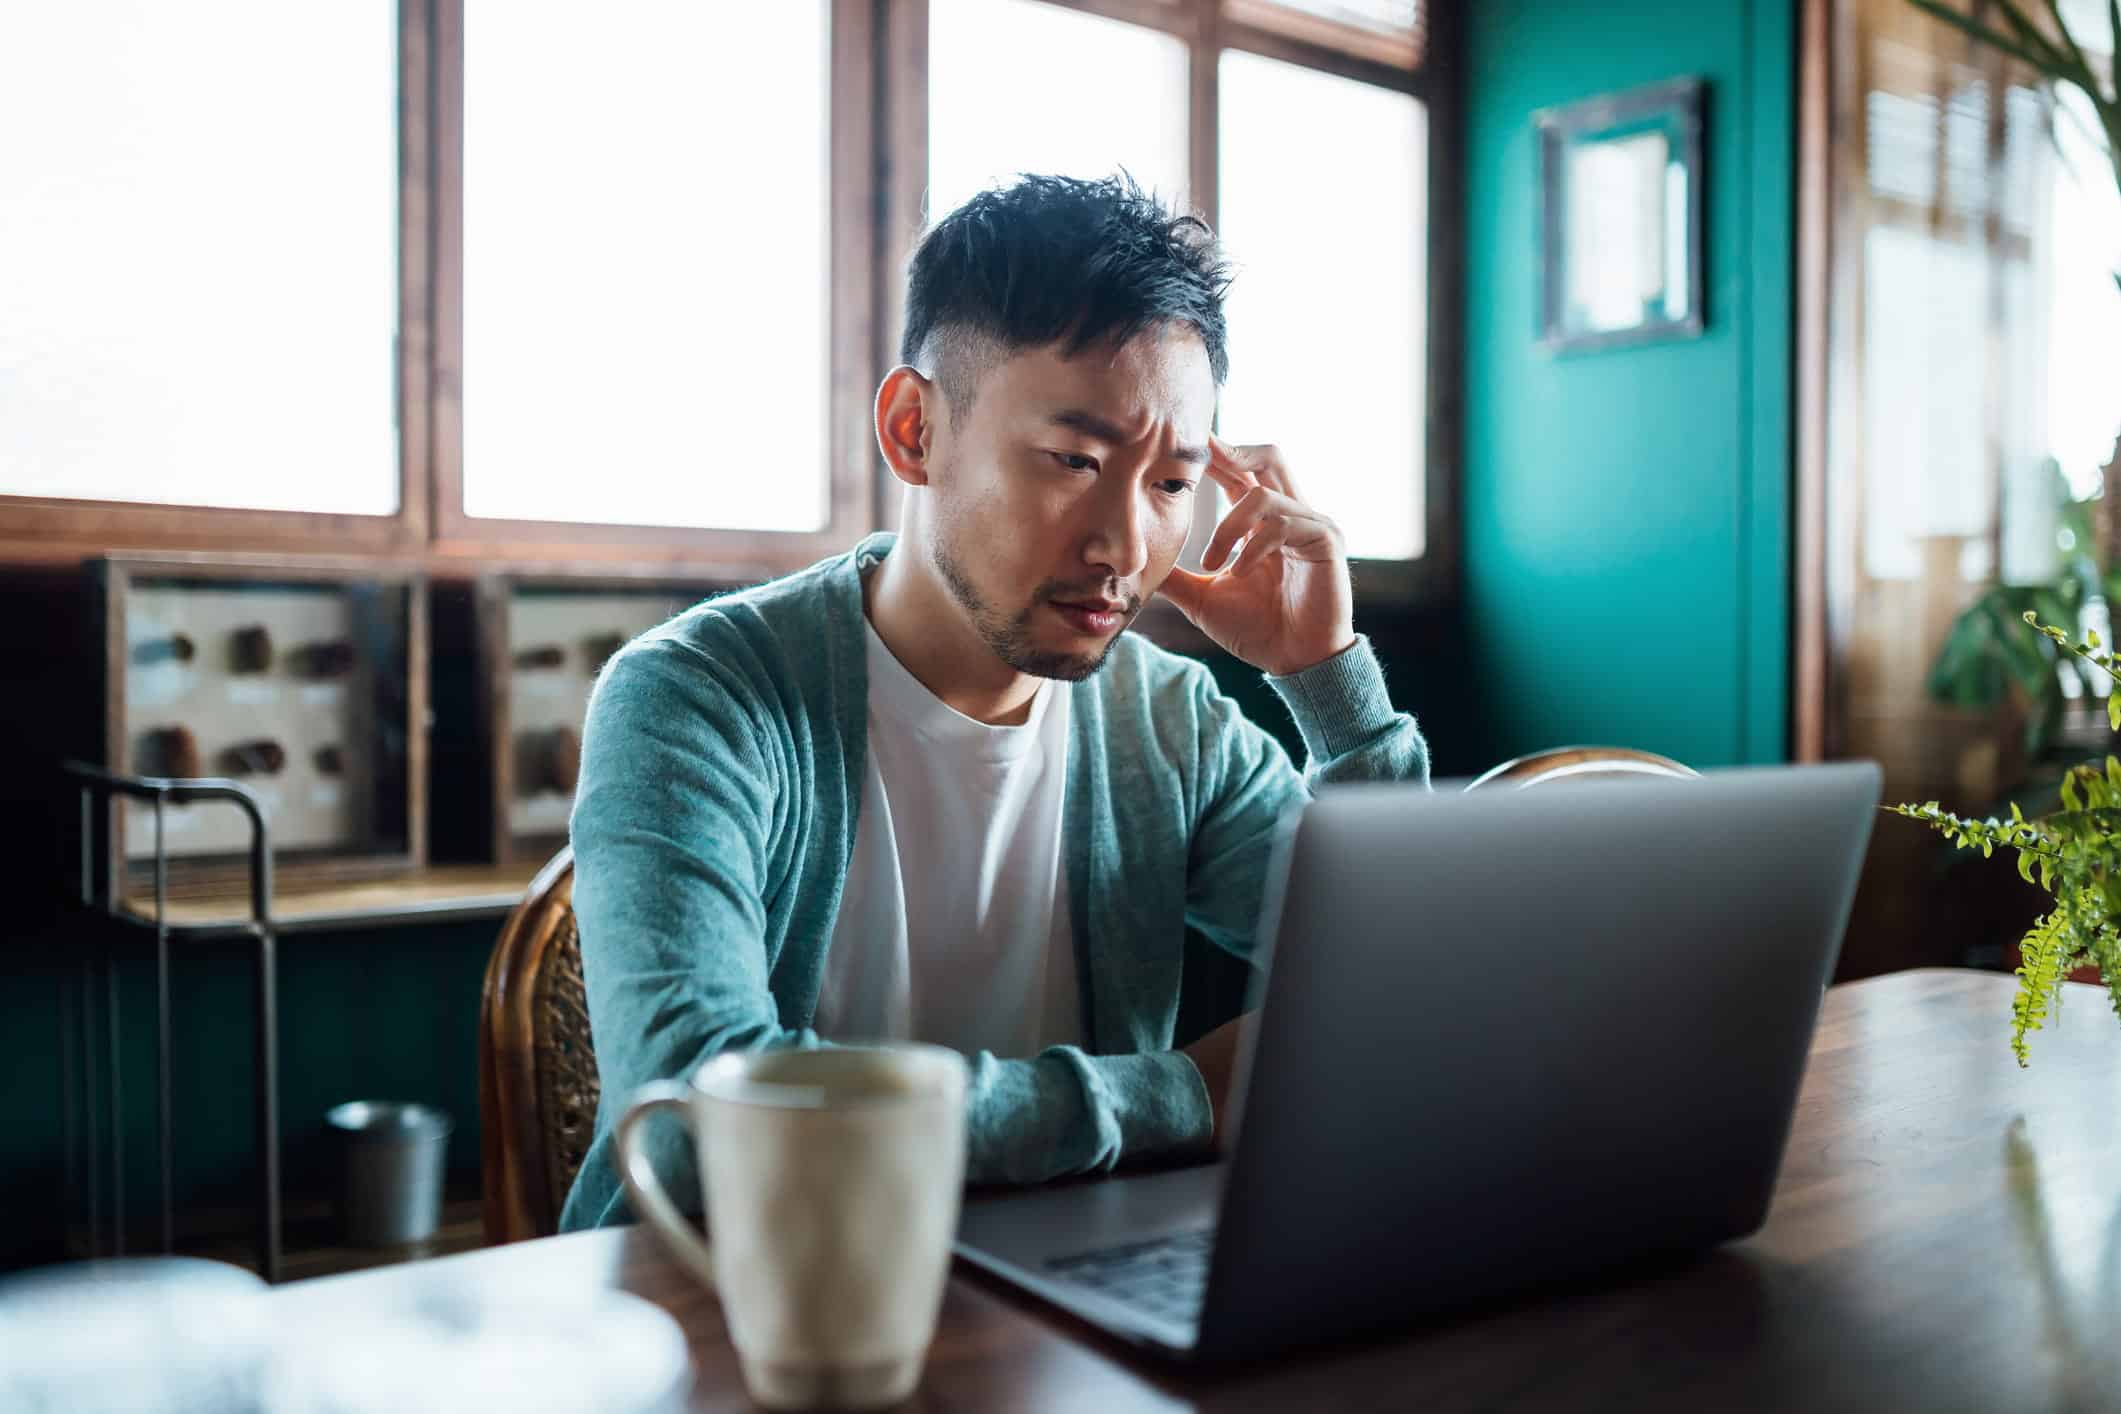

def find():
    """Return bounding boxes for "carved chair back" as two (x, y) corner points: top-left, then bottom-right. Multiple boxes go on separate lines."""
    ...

(479, 848), (598, 1244)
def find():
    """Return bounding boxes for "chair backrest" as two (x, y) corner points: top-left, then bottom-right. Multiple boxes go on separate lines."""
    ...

(1464, 746), (1699, 792)
(479, 847), (598, 1245)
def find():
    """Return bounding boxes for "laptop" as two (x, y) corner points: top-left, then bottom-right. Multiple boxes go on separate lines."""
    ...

(955, 762), (1882, 1363)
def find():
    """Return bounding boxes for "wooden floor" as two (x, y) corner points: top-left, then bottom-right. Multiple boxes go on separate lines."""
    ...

(177, 1195), (489, 1284)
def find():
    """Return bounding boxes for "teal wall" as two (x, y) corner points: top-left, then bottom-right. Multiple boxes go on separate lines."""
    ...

(0, 921), (493, 1269)
(1462, 0), (1795, 768)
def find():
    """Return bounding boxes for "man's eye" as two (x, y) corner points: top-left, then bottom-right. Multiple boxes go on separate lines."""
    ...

(1051, 452), (1097, 472)
(1156, 479), (1197, 497)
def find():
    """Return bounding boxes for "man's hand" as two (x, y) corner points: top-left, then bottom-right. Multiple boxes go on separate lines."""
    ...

(1157, 437), (1356, 678)
(1180, 1012), (1259, 1151)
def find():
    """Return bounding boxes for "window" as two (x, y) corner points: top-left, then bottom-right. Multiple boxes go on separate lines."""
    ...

(432, 0), (878, 565)
(923, 0), (1443, 574)
(2041, 85), (2121, 504)
(458, 0), (832, 534)
(1218, 50), (1427, 560)
(1227, 0), (1428, 68)
(927, 0), (1191, 217)
(0, 2), (401, 520)
(0, 0), (1451, 585)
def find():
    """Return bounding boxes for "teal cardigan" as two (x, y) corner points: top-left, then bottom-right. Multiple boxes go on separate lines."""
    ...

(559, 533), (1429, 1230)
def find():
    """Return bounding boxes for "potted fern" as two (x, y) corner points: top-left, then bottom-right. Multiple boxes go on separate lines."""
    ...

(1895, 615), (2121, 1061)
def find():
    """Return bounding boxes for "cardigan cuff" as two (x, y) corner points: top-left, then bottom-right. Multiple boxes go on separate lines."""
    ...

(1103, 1049), (1214, 1156)
(1266, 636), (1398, 763)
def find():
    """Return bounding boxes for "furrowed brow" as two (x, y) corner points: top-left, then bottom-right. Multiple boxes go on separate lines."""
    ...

(1048, 408), (1130, 443)
(1049, 409), (1209, 465)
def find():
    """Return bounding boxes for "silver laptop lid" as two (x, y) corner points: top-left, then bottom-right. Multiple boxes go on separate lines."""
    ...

(1195, 762), (1880, 1361)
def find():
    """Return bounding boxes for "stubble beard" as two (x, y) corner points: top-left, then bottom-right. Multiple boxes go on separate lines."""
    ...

(931, 533), (1137, 683)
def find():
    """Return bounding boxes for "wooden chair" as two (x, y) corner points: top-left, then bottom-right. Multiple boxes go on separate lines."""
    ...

(1465, 745), (1699, 791)
(479, 847), (598, 1245)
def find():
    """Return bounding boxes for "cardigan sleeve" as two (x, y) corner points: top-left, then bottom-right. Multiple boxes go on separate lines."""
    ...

(1183, 636), (1431, 961)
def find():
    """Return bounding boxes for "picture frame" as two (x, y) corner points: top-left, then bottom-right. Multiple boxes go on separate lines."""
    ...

(1535, 76), (1706, 353)
(94, 553), (428, 898)
(433, 574), (716, 867)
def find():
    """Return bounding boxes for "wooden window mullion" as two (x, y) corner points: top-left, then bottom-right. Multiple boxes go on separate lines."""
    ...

(1187, 0), (1223, 563)
(0, 1), (431, 564)
(876, 0), (932, 526)
(1191, 0), (1221, 228)
(423, 0), (878, 576)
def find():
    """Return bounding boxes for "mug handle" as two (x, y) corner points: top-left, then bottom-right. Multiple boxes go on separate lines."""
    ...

(614, 1079), (716, 1289)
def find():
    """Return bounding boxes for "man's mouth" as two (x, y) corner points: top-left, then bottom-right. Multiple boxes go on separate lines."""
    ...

(1047, 596), (1132, 636)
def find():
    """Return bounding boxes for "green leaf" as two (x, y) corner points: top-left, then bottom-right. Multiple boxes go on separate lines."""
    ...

(2041, 0), (2100, 92)
(2019, 849), (2038, 884)
(1928, 596), (2012, 707)
(2012, 907), (2072, 1065)
(2108, 691), (2118, 732)
(1909, 0), (2073, 77)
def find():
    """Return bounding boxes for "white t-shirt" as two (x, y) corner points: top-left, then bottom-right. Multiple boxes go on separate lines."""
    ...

(813, 620), (1082, 1057)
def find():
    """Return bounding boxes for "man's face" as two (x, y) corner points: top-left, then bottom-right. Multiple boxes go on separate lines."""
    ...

(922, 326), (1217, 680)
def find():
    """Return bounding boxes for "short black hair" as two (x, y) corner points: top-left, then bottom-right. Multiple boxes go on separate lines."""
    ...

(900, 173), (1232, 422)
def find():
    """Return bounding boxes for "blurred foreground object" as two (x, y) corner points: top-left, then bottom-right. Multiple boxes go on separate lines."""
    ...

(0, 1256), (691, 1414)
(264, 1283), (691, 1414)
(0, 1257), (269, 1413)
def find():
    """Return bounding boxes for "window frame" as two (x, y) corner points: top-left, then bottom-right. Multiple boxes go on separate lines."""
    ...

(0, 0), (437, 566)
(895, 0), (1460, 603)
(0, 0), (1459, 602)
(426, 0), (882, 578)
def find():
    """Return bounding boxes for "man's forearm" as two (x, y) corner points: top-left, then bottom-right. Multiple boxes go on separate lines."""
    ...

(962, 1045), (1214, 1185)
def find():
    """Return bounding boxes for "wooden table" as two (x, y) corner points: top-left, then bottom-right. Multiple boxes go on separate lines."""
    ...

(273, 970), (2121, 1410)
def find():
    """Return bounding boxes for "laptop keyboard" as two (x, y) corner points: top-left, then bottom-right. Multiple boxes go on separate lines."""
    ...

(1044, 1226), (1213, 1325)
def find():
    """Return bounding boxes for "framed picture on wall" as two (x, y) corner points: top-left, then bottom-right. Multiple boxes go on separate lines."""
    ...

(428, 574), (714, 867)
(1535, 77), (1706, 353)
(95, 553), (427, 896)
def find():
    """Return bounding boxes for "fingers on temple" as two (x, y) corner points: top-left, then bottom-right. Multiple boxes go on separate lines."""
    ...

(1214, 437), (1300, 501)
(1204, 441), (1259, 498)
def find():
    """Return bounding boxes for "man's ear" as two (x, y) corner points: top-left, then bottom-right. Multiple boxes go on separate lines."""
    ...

(874, 365), (938, 488)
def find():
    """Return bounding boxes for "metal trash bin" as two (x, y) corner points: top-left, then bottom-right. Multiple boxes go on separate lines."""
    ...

(326, 1102), (453, 1246)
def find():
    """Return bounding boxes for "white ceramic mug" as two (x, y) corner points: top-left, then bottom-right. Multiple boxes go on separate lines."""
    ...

(615, 1044), (968, 1412)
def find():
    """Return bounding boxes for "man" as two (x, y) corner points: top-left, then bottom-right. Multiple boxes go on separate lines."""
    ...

(560, 174), (1428, 1230)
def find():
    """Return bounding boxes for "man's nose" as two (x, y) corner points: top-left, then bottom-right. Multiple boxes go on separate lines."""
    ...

(1081, 479), (1150, 582)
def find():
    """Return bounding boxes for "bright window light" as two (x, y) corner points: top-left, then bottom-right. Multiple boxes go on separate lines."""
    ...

(928, 0), (1190, 222)
(0, 3), (399, 515)
(1218, 49), (1427, 561)
(461, 0), (831, 532)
